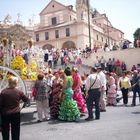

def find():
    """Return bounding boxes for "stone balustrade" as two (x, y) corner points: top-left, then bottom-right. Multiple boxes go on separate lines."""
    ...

(81, 48), (140, 71)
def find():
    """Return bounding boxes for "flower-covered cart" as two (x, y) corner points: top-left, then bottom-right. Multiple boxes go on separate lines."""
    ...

(0, 39), (43, 99)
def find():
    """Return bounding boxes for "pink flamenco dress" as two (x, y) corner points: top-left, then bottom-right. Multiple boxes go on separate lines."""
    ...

(107, 76), (117, 106)
(72, 73), (87, 113)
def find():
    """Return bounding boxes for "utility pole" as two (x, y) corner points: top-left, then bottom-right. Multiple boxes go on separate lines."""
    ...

(87, 0), (92, 49)
(107, 17), (110, 48)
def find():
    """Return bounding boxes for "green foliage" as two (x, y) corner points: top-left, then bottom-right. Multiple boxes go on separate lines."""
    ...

(133, 28), (140, 47)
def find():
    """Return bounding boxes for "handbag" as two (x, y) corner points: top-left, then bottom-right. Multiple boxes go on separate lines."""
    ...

(32, 81), (39, 97)
(32, 88), (37, 97)
(88, 74), (98, 93)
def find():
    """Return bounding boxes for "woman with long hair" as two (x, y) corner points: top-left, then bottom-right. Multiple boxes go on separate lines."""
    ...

(72, 67), (87, 114)
(58, 67), (80, 122)
(106, 72), (117, 106)
(50, 71), (63, 120)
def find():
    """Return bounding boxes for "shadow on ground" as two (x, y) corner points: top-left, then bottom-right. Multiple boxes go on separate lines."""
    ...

(131, 111), (140, 115)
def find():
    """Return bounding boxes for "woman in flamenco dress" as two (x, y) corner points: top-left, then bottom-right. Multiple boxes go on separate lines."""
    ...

(72, 67), (87, 114)
(50, 71), (63, 120)
(106, 72), (117, 106)
(58, 67), (80, 122)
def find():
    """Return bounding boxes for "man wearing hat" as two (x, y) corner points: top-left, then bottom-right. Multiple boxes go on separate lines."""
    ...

(85, 67), (102, 121)
(131, 70), (140, 106)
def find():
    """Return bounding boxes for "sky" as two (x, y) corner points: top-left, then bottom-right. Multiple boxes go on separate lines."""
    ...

(0, 0), (140, 42)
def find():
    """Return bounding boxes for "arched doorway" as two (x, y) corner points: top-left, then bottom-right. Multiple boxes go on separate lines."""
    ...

(42, 44), (54, 50)
(62, 41), (76, 49)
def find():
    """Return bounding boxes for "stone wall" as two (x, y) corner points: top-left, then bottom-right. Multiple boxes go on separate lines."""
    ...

(81, 48), (140, 71)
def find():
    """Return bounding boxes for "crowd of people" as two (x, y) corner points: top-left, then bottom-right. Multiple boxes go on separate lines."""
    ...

(80, 41), (132, 58)
(0, 61), (140, 139)
(0, 42), (140, 140)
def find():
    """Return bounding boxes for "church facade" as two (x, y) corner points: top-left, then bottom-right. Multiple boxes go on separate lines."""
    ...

(34, 0), (124, 50)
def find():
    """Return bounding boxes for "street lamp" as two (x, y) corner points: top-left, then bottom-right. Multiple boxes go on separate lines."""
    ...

(87, 0), (92, 49)
(107, 18), (110, 48)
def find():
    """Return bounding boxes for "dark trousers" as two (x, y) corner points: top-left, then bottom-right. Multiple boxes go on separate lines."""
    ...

(49, 94), (53, 107)
(132, 89), (140, 105)
(48, 60), (52, 68)
(61, 57), (64, 66)
(86, 89), (101, 119)
(121, 88), (129, 104)
(108, 65), (112, 72)
(101, 63), (105, 70)
(1, 112), (20, 140)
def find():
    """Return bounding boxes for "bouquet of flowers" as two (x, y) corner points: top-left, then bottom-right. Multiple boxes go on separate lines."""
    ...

(11, 56), (25, 70)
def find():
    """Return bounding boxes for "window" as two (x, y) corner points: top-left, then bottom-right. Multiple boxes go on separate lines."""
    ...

(45, 32), (49, 40)
(102, 37), (104, 42)
(96, 35), (99, 40)
(52, 17), (57, 25)
(36, 34), (39, 42)
(55, 30), (59, 38)
(66, 28), (70, 37)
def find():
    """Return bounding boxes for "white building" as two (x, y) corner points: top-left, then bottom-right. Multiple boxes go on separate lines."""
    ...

(34, 0), (124, 50)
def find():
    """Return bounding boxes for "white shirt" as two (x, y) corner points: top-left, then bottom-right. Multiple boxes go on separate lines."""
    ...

(85, 73), (102, 91)
(44, 49), (48, 54)
(48, 53), (53, 61)
(23, 48), (28, 54)
(100, 58), (105, 64)
(61, 51), (64, 58)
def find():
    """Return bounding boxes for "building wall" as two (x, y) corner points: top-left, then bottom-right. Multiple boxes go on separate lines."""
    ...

(35, 0), (125, 51)
(35, 23), (79, 48)
(81, 48), (140, 71)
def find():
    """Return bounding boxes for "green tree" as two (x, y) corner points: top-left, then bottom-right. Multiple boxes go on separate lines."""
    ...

(133, 28), (140, 47)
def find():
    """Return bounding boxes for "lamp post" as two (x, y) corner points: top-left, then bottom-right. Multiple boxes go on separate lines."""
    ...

(107, 17), (110, 48)
(87, 0), (92, 49)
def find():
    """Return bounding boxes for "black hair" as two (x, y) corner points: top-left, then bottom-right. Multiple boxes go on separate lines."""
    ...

(64, 67), (71, 76)
(91, 67), (97, 73)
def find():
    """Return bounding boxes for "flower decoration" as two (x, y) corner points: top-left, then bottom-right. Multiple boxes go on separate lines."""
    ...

(20, 67), (28, 80)
(11, 56), (25, 70)
(30, 72), (37, 81)
(30, 60), (37, 72)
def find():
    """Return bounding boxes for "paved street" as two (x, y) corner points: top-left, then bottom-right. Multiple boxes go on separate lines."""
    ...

(18, 97), (140, 140)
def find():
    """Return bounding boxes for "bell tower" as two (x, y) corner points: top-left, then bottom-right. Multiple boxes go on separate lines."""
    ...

(76, 0), (89, 21)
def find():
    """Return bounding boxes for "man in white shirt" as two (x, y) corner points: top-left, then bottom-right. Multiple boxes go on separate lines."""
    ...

(97, 66), (107, 112)
(60, 50), (64, 66)
(48, 51), (53, 68)
(85, 67), (102, 121)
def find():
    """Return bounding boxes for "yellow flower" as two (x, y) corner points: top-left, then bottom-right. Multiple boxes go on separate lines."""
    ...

(21, 67), (28, 76)
(11, 56), (25, 70)
(30, 72), (37, 81)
